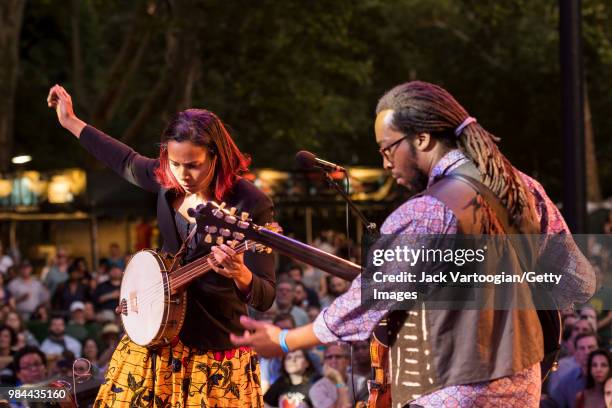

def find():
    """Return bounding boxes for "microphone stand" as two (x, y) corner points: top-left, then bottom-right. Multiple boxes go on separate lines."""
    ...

(322, 171), (377, 233)
(322, 170), (380, 405)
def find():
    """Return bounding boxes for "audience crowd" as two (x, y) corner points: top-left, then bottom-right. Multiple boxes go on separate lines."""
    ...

(0, 211), (609, 407)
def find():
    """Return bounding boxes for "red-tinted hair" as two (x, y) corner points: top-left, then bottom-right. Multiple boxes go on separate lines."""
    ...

(154, 109), (251, 201)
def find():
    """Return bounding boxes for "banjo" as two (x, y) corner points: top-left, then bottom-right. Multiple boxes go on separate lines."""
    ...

(119, 210), (273, 348)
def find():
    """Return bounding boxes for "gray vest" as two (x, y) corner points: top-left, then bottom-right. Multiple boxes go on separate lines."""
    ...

(389, 163), (543, 406)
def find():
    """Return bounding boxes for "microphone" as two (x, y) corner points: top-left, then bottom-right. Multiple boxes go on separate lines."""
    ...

(295, 150), (346, 173)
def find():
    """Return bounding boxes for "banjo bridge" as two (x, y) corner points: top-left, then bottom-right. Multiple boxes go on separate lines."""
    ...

(129, 291), (139, 314)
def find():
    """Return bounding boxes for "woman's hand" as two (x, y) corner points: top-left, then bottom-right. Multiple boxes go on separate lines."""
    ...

(208, 244), (253, 292)
(46, 84), (86, 137)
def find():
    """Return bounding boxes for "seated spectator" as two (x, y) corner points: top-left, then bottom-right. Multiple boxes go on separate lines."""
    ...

(320, 276), (350, 308)
(351, 340), (371, 379)
(4, 310), (39, 349)
(287, 264), (320, 308)
(604, 376), (612, 408)
(98, 323), (120, 372)
(550, 332), (599, 408)
(275, 277), (309, 327)
(574, 349), (611, 408)
(40, 316), (82, 359)
(309, 342), (368, 407)
(588, 263), (612, 349)
(557, 318), (593, 368)
(260, 314), (290, 393)
(263, 349), (321, 408)
(91, 266), (122, 312)
(42, 248), (70, 298)
(52, 262), (91, 312)
(306, 305), (320, 323)
(91, 258), (111, 290)
(7, 260), (49, 319)
(82, 337), (101, 374)
(0, 242), (13, 277)
(26, 305), (49, 344)
(72, 257), (92, 286)
(107, 243), (125, 270)
(0, 325), (16, 384)
(65, 301), (90, 344)
(0, 275), (14, 310)
(580, 305), (599, 333)
(13, 346), (48, 386)
(260, 313), (322, 394)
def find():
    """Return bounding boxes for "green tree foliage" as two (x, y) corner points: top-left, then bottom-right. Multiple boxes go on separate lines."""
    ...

(11, 0), (612, 199)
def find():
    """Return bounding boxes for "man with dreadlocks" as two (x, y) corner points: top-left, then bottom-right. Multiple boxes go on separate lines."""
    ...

(231, 81), (595, 407)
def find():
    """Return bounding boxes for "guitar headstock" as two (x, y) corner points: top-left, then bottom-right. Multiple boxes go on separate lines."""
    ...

(189, 201), (282, 253)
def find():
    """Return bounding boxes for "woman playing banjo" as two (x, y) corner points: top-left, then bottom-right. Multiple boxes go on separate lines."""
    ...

(47, 85), (276, 407)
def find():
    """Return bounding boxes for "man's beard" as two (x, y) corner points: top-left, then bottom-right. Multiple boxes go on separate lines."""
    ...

(403, 144), (429, 194)
(405, 164), (429, 194)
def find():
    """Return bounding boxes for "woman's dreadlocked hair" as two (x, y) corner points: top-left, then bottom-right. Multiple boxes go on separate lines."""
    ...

(376, 81), (535, 228)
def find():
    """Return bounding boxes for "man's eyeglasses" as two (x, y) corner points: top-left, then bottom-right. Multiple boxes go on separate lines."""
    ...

(378, 135), (409, 163)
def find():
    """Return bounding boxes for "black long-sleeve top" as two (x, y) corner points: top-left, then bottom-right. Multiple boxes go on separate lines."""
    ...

(79, 125), (276, 350)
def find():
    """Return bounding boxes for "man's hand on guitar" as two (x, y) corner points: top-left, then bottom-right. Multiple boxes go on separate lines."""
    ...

(230, 316), (284, 358)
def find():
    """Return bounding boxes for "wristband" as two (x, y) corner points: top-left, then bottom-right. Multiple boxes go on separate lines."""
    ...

(279, 329), (290, 353)
(335, 382), (347, 388)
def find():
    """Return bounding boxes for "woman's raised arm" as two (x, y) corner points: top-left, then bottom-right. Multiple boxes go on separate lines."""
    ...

(47, 85), (160, 193)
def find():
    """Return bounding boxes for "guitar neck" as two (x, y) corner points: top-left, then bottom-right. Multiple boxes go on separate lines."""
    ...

(253, 227), (361, 280)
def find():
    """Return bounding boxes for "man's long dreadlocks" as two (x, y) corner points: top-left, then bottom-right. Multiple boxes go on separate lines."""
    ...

(376, 81), (535, 228)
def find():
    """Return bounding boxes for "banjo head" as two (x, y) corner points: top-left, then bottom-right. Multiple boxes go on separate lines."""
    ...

(120, 250), (168, 346)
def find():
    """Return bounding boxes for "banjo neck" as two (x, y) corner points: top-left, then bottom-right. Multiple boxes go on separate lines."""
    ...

(167, 240), (260, 294)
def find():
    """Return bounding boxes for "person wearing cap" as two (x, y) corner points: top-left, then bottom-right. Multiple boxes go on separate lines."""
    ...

(231, 81), (596, 407)
(65, 301), (89, 343)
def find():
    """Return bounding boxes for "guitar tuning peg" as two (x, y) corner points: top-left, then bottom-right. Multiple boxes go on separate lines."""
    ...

(232, 232), (245, 241)
(216, 236), (224, 246)
(228, 240), (237, 249)
(240, 212), (250, 221)
(219, 228), (231, 237)
(229, 207), (237, 215)
(265, 247), (273, 254)
(204, 234), (213, 244)
(219, 202), (227, 210)
(205, 225), (218, 234)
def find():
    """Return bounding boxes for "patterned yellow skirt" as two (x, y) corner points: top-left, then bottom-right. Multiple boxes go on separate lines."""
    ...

(94, 335), (263, 407)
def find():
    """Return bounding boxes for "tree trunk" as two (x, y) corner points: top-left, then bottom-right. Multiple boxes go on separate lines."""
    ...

(0, 0), (26, 172)
(90, 2), (157, 129)
(71, 0), (88, 112)
(584, 84), (601, 202)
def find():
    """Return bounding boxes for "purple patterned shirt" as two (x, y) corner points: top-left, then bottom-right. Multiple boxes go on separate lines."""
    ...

(313, 149), (594, 342)
(312, 149), (595, 405)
